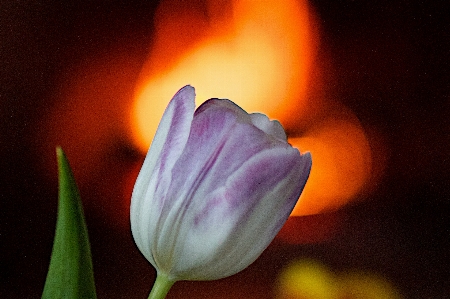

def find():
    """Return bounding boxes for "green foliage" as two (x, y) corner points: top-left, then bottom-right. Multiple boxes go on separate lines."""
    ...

(42, 147), (97, 299)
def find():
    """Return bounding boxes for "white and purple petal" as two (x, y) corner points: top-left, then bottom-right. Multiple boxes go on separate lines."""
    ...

(130, 86), (312, 282)
(130, 85), (195, 264)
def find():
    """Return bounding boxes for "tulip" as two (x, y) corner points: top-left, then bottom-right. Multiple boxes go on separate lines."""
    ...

(130, 85), (311, 298)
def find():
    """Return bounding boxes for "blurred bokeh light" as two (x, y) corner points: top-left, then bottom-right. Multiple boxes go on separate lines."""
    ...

(276, 259), (403, 299)
(131, 0), (318, 152)
(130, 0), (382, 216)
(289, 108), (373, 216)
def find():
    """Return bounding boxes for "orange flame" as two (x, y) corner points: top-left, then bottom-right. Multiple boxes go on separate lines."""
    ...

(289, 106), (373, 216)
(130, 0), (382, 217)
(131, 0), (317, 152)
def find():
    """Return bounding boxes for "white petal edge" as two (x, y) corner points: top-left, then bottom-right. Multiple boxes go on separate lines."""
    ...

(130, 85), (196, 264)
(249, 113), (287, 141)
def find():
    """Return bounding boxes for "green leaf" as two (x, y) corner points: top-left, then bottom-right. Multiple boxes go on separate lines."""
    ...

(42, 147), (97, 299)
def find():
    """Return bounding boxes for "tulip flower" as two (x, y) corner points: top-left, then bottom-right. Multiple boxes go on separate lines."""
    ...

(130, 85), (311, 299)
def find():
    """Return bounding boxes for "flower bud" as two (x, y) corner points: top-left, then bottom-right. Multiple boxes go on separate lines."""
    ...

(130, 85), (311, 281)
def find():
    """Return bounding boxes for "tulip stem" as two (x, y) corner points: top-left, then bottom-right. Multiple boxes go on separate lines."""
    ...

(147, 273), (175, 299)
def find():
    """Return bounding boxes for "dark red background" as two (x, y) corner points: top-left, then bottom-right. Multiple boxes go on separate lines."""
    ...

(1, 1), (449, 298)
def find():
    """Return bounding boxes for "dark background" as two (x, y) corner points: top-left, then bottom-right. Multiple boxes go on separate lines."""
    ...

(1, 0), (449, 298)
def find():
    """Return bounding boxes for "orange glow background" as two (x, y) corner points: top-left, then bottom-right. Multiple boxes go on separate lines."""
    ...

(129, 0), (383, 217)
(132, 0), (316, 153)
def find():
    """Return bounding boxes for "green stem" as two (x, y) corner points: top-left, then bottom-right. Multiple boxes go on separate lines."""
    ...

(147, 273), (175, 299)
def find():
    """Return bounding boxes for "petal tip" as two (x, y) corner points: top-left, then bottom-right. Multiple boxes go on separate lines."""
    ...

(179, 84), (195, 96)
(170, 85), (196, 107)
(303, 151), (312, 160)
